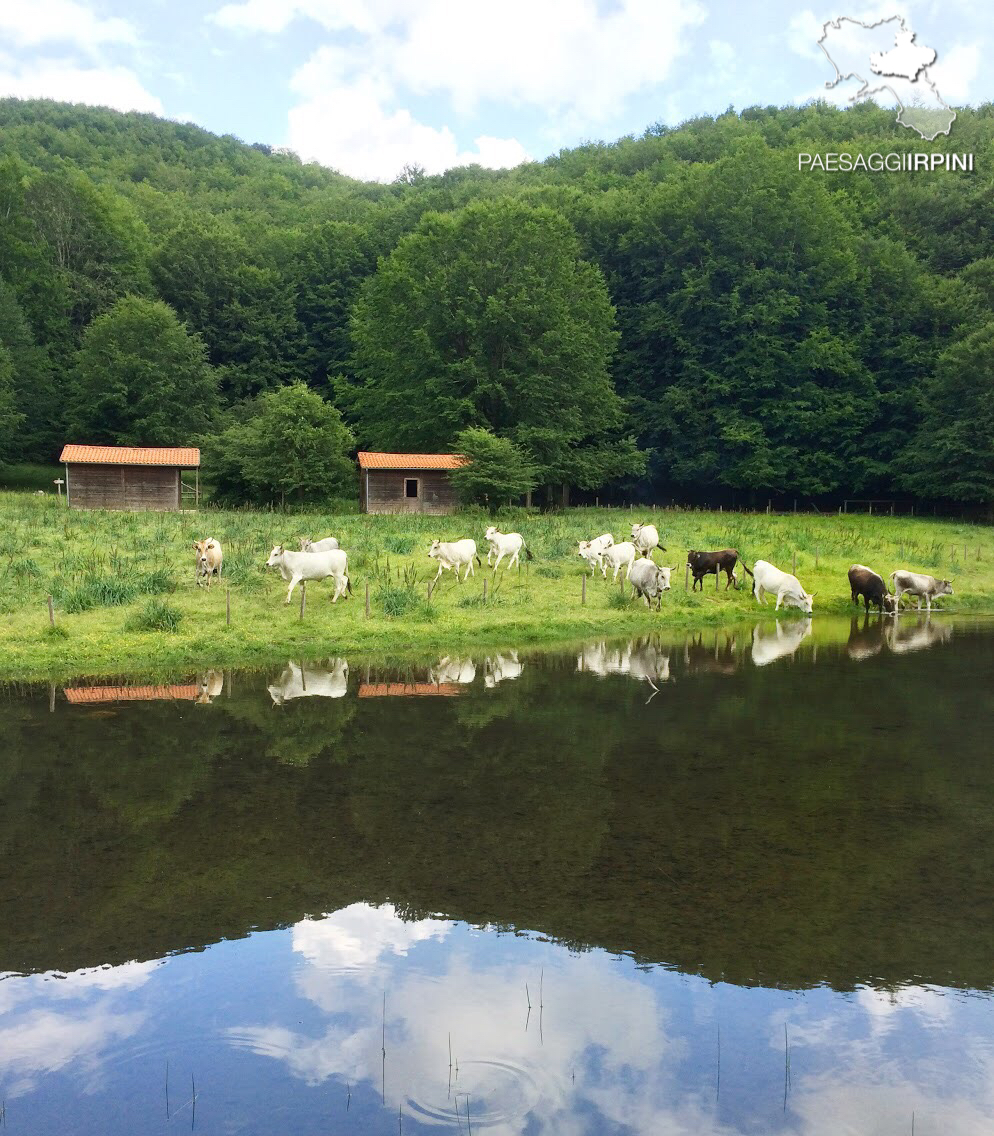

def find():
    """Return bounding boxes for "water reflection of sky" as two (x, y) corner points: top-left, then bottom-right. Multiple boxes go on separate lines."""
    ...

(5, 903), (994, 1135)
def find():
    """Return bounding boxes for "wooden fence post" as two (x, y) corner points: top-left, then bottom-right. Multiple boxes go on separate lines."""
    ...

(226, 588), (231, 627)
(47, 595), (55, 628)
(684, 563), (689, 591)
(299, 585), (306, 620)
(365, 580), (370, 618)
(792, 551), (797, 576)
(715, 565), (719, 590)
(483, 578), (487, 604)
(582, 573), (586, 605)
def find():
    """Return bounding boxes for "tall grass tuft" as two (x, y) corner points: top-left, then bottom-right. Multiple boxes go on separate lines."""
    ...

(60, 575), (137, 613)
(123, 599), (183, 632)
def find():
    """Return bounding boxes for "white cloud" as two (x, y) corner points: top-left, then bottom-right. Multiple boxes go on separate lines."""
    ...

(928, 42), (980, 103)
(286, 82), (530, 180)
(0, 60), (164, 114)
(292, 903), (452, 973)
(0, 0), (137, 54)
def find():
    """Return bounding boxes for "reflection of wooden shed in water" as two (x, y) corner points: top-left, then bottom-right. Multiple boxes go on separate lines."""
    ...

(358, 683), (462, 698)
(64, 684), (199, 704)
(60, 445), (200, 511)
(358, 451), (464, 514)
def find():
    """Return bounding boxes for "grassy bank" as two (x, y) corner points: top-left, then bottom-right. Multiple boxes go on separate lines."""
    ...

(0, 492), (991, 681)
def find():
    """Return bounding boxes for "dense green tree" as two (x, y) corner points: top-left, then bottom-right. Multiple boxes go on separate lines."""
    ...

(897, 324), (994, 509)
(0, 344), (24, 463)
(0, 277), (58, 459)
(448, 427), (537, 510)
(209, 382), (355, 505)
(67, 296), (217, 445)
(346, 198), (643, 497)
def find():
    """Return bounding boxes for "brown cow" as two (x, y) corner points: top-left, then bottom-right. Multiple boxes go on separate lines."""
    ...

(687, 549), (752, 590)
(848, 564), (897, 614)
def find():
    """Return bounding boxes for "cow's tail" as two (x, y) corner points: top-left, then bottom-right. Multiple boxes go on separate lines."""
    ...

(888, 571), (896, 585)
(739, 557), (754, 579)
(346, 576), (353, 596)
(475, 554), (482, 567)
(524, 546), (534, 561)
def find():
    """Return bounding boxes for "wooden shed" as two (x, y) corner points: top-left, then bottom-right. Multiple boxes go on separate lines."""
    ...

(60, 445), (200, 511)
(358, 451), (464, 514)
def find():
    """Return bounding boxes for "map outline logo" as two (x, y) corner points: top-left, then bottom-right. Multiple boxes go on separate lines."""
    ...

(818, 15), (955, 141)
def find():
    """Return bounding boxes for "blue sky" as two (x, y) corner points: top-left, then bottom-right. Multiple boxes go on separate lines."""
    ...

(1, 0), (990, 181)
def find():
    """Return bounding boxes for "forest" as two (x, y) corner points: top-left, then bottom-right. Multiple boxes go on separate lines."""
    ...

(1, 95), (993, 508)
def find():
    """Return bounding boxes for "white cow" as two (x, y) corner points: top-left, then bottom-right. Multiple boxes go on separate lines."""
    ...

(751, 620), (813, 667)
(430, 656), (477, 684)
(428, 538), (480, 583)
(483, 527), (532, 571)
(751, 559), (814, 614)
(630, 522), (664, 559)
(265, 545), (351, 604)
(299, 535), (340, 552)
(484, 651), (523, 688)
(268, 659), (349, 704)
(193, 538), (222, 588)
(889, 570), (953, 613)
(577, 533), (614, 576)
(628, 558), (675, 610)
(601, 541), (638, 581)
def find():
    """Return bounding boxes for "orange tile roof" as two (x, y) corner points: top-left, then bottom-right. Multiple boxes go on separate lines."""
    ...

(65, 684), (199, 704)
(60, 445), (201, 467)
(358, 451), (465, 470)
(358, 682), (462, 698)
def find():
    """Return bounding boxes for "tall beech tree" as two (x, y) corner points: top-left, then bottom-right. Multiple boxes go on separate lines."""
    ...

(67, 296), (217, 445)
(345, 198), (644, 500)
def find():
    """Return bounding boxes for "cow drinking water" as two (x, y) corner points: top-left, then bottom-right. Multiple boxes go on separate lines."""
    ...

(848, 564), (897, 614)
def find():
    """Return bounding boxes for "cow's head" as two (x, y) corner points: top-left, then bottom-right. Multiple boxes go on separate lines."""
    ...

(428, 539), (442, 559)
(800, 591), (815, 614)
(631, 522), (644, 538)
(577, 540), (592, 557)
(484, 526), (499, 542)
(687, 550), (698, 567)
(882, 593), (898, 614)
(938, 579), (954, 596)
(657, 567), (672, 591)
(299, 536), (312, 551)
(265, 545), (285, 568)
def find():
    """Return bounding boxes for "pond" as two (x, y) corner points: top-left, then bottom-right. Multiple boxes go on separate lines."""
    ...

(2, 615), (994, 1134)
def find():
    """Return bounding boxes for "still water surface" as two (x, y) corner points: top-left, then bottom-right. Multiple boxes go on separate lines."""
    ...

(2, 615), (994, 1134)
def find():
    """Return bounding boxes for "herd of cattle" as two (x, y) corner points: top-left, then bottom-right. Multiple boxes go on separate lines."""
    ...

(191, 520), (954, 616)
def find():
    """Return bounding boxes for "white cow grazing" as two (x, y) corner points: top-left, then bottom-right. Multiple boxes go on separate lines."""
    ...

(428, 538), (480, 583)
(628, 558), (675, 610)
(751, 619), (813, 667)
(630, 522), (664, 559)
(193, 538), (222, 588)
(751, 559), (814, 614)
(601, 541), (637, 581)
(484, 527), (532, 571)
(430, 656), (476, 684)
(484, 651), (523, 688)
(266, 545), (351, 603)
(577, 533), (614, 576)
(268, 659), (349, 704)
(889, 570), (953, 613)
(299, 535), (340, 552)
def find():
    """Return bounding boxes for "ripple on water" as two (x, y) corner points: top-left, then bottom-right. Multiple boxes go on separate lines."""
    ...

(406, 1058), (541, 1129)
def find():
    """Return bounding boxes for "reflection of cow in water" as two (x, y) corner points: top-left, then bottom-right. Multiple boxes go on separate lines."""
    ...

(484, 651), (523, 688)
(268, 659), (349, 705)
(846, 617), (887, 662)
(429, 656), (476, 685)
(196, 670), (224, 704)
(682, 632), (740, 676)
(750, 620), (813, 667)
(886, 616), (952, 655)
(577, 639), (671, 692)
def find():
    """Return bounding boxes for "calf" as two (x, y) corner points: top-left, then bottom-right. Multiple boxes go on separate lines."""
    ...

(428, 538), (481, 583)
(631, 521), (664, 559)
(299, 535), (340, 552)
(687, 548), (752, 590)
(752, 559), (814, 614)
(848, 564), (897, 614)
(577, 533), (614, 576)
(265, 544), (351, 604)
(601, 541), (637, 581)
(628, 558), (675, 610)
(193, 538), (223, 588)
(890, 570), (953, 613)
(483, 527), (532, 571)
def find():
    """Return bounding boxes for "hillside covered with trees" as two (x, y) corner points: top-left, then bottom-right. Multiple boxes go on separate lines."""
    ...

(1, 96), (993, 508)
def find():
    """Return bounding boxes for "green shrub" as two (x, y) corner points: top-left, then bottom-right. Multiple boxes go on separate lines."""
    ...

(123, 599), (183, 632)
(60, 575), (137, 613)
(138, 568), (175, 595)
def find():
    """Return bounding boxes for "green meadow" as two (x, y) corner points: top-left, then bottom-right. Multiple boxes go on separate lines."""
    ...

(0, 491), (991, 682)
